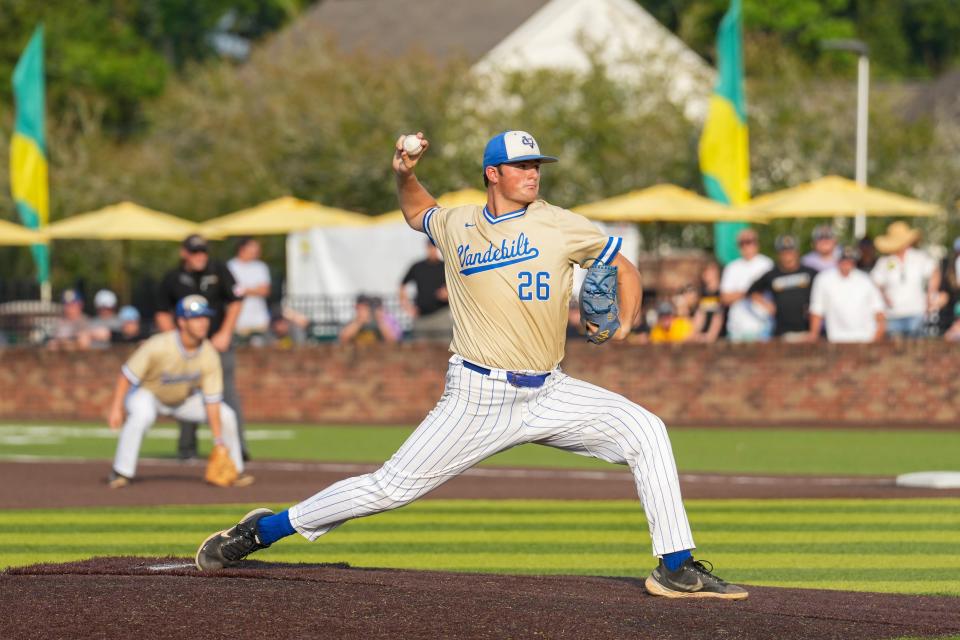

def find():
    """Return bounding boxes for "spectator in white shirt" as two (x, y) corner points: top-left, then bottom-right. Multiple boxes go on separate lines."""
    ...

(801, 224), (840, 273)
(227, 237), (272, 346)
(870, 222), (939, 338)
(720, 228), (774, 341)
(808, 245), (885, 343)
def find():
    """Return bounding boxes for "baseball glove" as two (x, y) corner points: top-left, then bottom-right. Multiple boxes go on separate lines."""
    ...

(580, 263), (620, 344)
(204, 444), (238, 488)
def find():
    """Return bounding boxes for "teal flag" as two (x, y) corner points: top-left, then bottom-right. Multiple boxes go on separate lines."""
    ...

(699, 0), (750, 264)
(11, 25), (50, 285)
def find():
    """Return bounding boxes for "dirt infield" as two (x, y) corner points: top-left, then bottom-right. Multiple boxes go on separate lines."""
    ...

(3, 557), (960, 640)
(3, 458), (959, 509)
(4, 459), (959, 639)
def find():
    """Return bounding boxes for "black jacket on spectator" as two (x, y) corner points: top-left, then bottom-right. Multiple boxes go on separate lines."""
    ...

(402, 259), (447, 316)
(747, 266), (818, 335)
(938, 255), (960, 333)
(156, 261), (239, 336)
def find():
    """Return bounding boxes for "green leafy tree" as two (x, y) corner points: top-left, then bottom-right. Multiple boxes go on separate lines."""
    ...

(0, 0), (306, 132)
(640, 0), (960, 77)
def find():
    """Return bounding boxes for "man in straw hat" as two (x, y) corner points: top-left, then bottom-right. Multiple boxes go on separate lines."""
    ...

(871, 221), (940, 338)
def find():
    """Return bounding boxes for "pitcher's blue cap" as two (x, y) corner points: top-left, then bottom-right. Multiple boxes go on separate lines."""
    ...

(482, 131), (558, 169)
(175, 295), (214, 319)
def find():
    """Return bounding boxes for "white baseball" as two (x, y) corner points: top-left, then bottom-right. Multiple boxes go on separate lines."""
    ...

(403, 134), (424, 157)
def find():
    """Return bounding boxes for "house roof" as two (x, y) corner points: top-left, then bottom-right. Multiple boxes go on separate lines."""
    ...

(291, 0), (552, 62)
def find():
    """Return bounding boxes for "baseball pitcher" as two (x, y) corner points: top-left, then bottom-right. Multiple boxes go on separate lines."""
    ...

(107, 295), (250, 489)
(195, 131), (746, 600)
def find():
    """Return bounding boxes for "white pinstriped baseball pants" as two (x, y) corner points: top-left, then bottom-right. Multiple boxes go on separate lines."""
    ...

(112, 389), (244, 478)
(288, 356), (695, 556)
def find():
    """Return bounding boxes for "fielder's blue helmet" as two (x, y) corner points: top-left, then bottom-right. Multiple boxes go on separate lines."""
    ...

(175, 295), (214, 319)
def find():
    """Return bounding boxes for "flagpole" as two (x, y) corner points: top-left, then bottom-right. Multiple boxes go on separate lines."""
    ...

(822, 39), (870, 238)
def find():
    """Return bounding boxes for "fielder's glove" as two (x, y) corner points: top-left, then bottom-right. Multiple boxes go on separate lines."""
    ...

(580, 263), (620, 344)
(204, 444), (239, 488)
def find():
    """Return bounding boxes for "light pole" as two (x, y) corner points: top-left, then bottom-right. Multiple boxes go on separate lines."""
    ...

(822, 38), (870, 238)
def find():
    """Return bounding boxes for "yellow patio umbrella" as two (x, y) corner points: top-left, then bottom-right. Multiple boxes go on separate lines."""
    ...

(573, 184), (766, 223)
(374, 188), (487, 224)
(0, 218), (47, 245)
(201, 196), (371, 236)
(47, 202), (203, 301)
(46, 201), (203, 240)
(743, 175), (941, 219)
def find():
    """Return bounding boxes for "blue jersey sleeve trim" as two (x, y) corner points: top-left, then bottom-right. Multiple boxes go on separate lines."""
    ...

(121, 365), (140, 386)
(596, 237), (613, 264)
(203, 393), (223, 405)
(422, 206), (439, 246)
(598, 236), (622, 265)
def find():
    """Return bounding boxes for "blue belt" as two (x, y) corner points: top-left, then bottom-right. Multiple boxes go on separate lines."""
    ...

(462, 360), (550, 388)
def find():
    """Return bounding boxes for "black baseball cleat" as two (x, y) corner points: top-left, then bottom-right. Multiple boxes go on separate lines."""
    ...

(645, 558), (749, 600)
(107, 470), (132, 489)
(195, 508), (274, 571)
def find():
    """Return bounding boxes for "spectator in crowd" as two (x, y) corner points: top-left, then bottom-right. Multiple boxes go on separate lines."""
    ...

(870, 221), (940, 338)
(112, 305), (145, 344)
(156, 234), (246, 461)
(945, 319), (960, 341)
(672, 283), (699, 320)
(227, 237), (272, 347)
(629, 317), (651, 343)
(808, 245), (885, 343)
(269, 306), (311, 348)
(857, 236), (878, 272)
(269, 314), (297, 349)
(801, 224), (840, 273)
(88, 289), (122, 348)
(398, 241), (451, 340)
(719, 228), (774, 342)
(935, 237), (960, 335)
(747, 235), (818, 340)
(649, 300), (694, 344)
(339, 295), (401, 344)
(47, 289), (92, 350)
(692, 260), (724, 342)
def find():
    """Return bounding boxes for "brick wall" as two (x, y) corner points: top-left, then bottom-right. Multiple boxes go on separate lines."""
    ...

(1, 341), (958, 427)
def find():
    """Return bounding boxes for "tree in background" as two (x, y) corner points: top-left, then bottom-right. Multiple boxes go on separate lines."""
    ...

(0, 0), (307, 133)
(2, 2), (959, 295)
(640, 0), (960, 76)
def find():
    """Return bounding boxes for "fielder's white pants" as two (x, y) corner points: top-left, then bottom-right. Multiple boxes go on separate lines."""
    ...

(112, 388), (244, 478)
(289, 356), (695, 556)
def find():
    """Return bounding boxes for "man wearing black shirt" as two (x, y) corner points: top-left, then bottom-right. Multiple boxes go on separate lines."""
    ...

(398, 242), (451, 340)
(747, 235), (818, 339)
(156, 234), (246, 460)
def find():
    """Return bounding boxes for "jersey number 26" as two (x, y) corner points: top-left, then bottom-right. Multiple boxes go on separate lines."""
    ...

(518, 271), (550, 301)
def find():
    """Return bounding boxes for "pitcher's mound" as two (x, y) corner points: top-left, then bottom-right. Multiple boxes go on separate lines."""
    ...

(3, 557), (959, 640)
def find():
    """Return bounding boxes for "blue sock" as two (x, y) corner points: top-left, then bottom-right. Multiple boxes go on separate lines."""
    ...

(663, 549), (693, 572)
(256, 510), (296, 545)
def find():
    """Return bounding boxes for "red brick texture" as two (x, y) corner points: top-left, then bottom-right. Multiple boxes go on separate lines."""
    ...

(2, 341), (958, 427)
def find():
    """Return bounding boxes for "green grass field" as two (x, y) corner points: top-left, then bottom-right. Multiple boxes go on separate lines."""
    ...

(2, 422), (959, 604)
(2, 422), (959, 475)
(2, 498), (959, 597)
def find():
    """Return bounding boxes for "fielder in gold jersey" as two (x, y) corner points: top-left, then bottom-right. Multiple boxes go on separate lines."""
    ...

(107, 295), (248, 488)
(194, 131), (748, 600)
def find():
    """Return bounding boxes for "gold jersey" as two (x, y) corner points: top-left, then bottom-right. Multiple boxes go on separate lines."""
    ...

(424, 199), (621, 371)
(121, 331), (223, 407)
